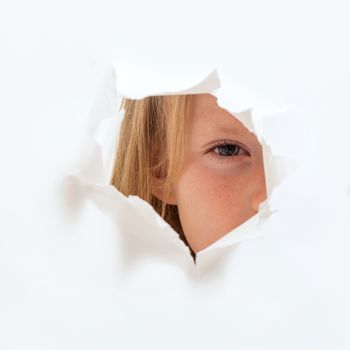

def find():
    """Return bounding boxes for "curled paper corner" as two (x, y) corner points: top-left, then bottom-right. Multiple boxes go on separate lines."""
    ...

(114, 63), (221, 99)
(60, 63), (309, 277)
(63, 66), (125, 188)
(261, 140), (301, 200)
(167, 68), (221, 96)
(58, 173), (199, 277)
(256, 199), (278, 230)
(195, 214), (263, 274)
(85, 65), (119, 138)
(82, 181), (198, 276)
(56, 67), (123, 229)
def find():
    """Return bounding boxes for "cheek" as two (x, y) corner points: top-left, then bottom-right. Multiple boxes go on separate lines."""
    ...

(175, 161), (262, 252)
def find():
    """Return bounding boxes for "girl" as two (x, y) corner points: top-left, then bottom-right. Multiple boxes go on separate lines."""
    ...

(110, 93), (267, 260)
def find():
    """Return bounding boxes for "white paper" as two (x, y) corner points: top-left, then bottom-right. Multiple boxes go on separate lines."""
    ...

(1, 1), (350, 349)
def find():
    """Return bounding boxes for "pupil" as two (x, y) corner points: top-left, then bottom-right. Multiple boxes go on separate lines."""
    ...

(219, 144), (239, 156)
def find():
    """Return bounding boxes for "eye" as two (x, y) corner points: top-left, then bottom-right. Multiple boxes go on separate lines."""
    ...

(207, 140), (250, 160)
(213, 144), (243, 156)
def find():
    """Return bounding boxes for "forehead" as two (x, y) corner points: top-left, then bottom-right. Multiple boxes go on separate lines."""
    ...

(188, 93), (249, 135)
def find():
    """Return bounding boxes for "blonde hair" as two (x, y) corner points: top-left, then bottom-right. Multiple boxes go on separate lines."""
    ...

(109, 94), (194, 256)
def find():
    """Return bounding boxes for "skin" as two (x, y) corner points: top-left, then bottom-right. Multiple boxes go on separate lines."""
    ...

(158, 93), (267, 254)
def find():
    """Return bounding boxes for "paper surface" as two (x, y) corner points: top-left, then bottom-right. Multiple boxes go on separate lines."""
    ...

(1, 1), (350, 349)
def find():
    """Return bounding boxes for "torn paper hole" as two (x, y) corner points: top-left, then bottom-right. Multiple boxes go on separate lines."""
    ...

(60, 64), (308, 276)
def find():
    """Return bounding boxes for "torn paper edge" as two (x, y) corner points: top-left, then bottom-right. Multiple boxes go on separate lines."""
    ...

(60, 64), (306, 275)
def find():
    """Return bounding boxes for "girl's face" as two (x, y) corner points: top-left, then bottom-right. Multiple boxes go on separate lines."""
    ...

(167, 93), (267, 253)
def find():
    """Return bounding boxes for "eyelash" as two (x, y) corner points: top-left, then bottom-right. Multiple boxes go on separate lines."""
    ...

(206, 140), (251, 161)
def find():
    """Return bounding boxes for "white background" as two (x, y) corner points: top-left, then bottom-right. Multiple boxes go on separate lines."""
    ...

(1, 1), (350, 349)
